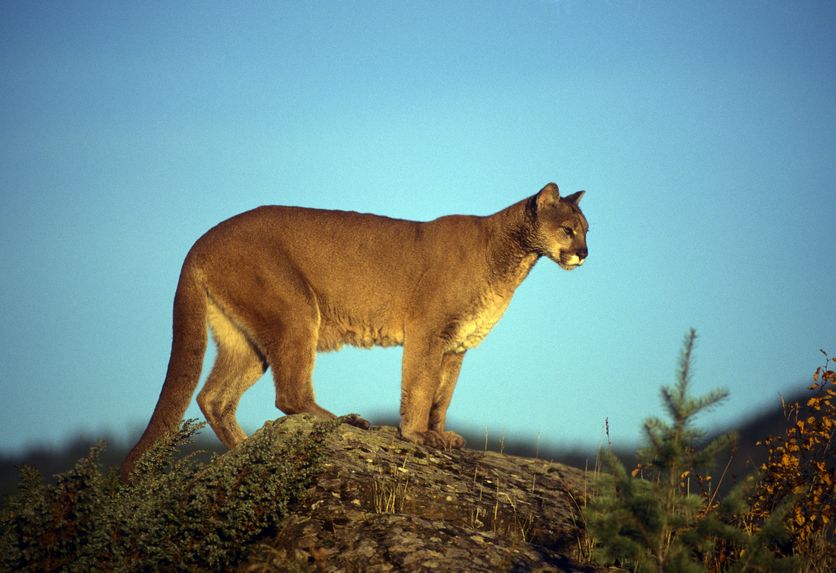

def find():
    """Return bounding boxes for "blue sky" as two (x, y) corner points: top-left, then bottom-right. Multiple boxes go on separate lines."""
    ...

(1, 1), (834, 455)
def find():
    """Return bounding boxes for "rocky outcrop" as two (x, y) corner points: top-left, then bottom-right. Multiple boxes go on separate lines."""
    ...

(239, 416), (597, 572)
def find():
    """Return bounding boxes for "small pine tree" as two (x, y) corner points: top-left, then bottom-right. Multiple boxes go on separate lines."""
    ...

(584, 329), (796, 573)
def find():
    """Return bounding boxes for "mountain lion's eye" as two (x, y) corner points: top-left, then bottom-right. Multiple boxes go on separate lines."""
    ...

(563, 227), (574, 238)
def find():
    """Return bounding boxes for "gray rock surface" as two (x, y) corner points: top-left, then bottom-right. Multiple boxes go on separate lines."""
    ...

(239, 415), (598, 572)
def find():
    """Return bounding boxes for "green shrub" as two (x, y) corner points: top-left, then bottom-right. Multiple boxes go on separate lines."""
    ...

(0, 417), (337, 572)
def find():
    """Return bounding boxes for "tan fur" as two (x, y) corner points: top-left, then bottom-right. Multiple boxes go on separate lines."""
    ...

(120, 183), (589, 480)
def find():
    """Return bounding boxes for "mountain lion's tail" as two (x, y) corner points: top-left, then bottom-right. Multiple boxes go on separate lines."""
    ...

(120, 263), (208, 481)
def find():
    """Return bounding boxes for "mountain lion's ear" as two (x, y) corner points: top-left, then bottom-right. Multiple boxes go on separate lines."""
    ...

(563, 190), (585, 205)
(535, 182), (560, 210)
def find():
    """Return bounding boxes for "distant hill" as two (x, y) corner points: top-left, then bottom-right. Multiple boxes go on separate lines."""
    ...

(1, 388), (807, 506)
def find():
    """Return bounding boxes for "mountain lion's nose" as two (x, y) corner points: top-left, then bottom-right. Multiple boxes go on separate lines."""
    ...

(577, 248), (588, 260)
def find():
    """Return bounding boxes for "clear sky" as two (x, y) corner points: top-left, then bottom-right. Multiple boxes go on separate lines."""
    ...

(1, 1), (834, 455)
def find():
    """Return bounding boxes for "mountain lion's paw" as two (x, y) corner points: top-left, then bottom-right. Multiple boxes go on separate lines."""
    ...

(409, 430), (465, 450)
(439, 430), (465, 449)
(339, 413), (371, 430)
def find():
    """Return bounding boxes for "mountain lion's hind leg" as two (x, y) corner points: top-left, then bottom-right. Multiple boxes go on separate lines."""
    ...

(235, 283), (338, 422)
(267, 317), (336, 420)
(197, 302), (267, 449)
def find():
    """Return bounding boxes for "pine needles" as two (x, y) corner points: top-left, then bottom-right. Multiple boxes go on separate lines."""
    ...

(584, 330), (799, 572)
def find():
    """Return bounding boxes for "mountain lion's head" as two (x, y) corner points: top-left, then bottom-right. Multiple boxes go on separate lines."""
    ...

(530, 183), (588, 270)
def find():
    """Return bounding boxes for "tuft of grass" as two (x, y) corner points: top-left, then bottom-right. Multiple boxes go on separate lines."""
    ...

(372, 453), (411, 514)
(0, 417), (337, 572)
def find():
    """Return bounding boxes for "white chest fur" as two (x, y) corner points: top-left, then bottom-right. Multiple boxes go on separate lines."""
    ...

(448, 290), (512, 353)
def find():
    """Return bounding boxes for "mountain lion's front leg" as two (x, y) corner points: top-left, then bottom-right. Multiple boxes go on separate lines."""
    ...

(400, 334), (465, 449)
(428, 351), (465, 446)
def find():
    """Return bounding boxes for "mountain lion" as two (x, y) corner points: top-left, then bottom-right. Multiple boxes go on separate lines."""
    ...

(120, 182), (588, 479)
